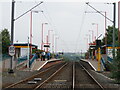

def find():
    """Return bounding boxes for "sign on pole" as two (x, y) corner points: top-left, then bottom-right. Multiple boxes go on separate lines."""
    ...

(9, 45), (15, 56)
(44, 45), (50, 47)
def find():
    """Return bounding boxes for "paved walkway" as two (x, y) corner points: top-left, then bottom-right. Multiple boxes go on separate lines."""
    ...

(81, 59), (104, 71)
(32, 60), (47, 71)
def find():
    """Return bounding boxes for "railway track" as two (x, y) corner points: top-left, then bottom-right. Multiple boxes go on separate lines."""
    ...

(34, 61), (104, 90)
(35, 62), (73, 89)
(75, 61), (104, 90)
(4, 61), (67, 89)
(4, 61), (105, 90)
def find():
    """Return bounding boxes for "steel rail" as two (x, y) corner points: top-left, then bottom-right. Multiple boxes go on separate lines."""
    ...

(4, 62), (65, 89)
(78, 62), (104, 90)
(72, 62), (75, 90)
(34, 62), (68, 90)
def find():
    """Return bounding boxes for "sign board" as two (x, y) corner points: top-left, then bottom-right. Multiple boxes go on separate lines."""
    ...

(59, 52), (64, 55)
(44, 45), (50, 47)
(89, 45), (96, 49)
(89, 43), (96, 45)
(9, 45), (15, 56)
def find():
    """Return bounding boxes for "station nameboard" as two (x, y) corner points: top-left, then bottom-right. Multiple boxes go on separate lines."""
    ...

(9, 45), (15, 56)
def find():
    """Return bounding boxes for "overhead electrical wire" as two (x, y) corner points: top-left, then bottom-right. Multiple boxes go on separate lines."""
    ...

(74, 3), (88, 52)
(35, 1), (71, 52)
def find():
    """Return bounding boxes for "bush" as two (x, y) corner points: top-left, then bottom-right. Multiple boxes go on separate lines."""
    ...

(111, 50), (120, 83)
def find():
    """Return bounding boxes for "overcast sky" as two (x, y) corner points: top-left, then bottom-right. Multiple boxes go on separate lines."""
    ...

(0, 0), (119, 53)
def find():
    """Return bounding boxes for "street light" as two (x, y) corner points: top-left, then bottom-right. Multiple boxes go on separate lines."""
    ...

(47, 30), (53, 52)
(30, 10), (43, 56)
(55, 36), (59, 53)
(92, 23), (98, 39)
(85, 11), (107, 45)
(86, 34), (91, 43)
(89, 30), (94, 42)
(84, 37), (88, 50)
(52, 34), (54, 54)
(41, 23), (48, 50)
(48, 30), (53, 43)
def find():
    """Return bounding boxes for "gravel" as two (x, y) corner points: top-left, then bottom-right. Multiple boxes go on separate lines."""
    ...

(2, 70), (38, 88)
(80, 60), (120, 89)
(2, 60), (63, 88)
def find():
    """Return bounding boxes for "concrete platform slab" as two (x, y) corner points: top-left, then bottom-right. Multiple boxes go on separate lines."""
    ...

(31, 58), (63, 71)
(81, 59), (98, 71)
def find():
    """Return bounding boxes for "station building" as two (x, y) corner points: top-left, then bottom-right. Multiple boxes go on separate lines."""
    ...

(13, 43), (38, 59)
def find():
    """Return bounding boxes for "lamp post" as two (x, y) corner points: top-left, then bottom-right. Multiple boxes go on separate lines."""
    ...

(48, 30), (53, 43)
(92, 23), (98, 39)
(86, 34), (91, 43)
(27, 37), (30, 68)
(89, 30), (94, 42)
(41, 23), (48, 50)
(30, 10), (43, 56)
(84, 37), (88, 50)
(46, 35), (49, 52)
(52, 34), (54, 54)
(47, 30), (53, 52)
(55, 37), (59, 53)
(30, 11), (32, 56)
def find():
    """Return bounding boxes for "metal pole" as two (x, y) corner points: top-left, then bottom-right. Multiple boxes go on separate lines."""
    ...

(9, 0), (15, 73)
(55, 37), (57, 53)
(41, 23), (43, 50)
(30, 11), (32, 56)
(97, 24), (98, 39)
(113, 3), (116, 61)
(105, 12), (107, 45)
(89, 30), (94, 42)
(105, 12), (108, 60)
(86, 38), (88, 50)
(104, 12), (107, 61)
(89, 34), (91, 43)
(52, 34), (54, 53)
(55, 37), (58, 53)
(27, 37), (30, 68)
(48, 30), (50, 43)
(46, 35), (48, 52)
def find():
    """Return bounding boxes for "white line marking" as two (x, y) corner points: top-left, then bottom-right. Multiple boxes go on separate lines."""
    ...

(73, 62), (75, 90)
(37, 61), (48, 71)
(81, 59), (97, 71)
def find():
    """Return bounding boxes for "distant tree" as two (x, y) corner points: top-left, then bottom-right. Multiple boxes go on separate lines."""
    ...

(1, 29), (10, 54)
(101, 26), (118, 46)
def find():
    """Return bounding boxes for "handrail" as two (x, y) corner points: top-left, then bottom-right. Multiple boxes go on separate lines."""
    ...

(17, 55), (27, 64)
(29, 54), (37, 67)
(101, 58), (106, 70)
(107, 56), (113, 62)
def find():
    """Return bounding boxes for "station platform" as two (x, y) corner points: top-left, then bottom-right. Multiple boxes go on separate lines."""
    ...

(31, 58), (63, 71)
(81, 59), (104, 71)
